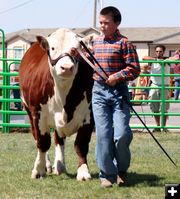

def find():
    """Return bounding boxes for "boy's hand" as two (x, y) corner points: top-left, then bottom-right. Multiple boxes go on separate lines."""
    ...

(106, 75), (117, 86)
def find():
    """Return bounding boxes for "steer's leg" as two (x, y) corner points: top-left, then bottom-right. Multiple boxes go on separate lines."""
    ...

(75, 123), (93, 181)
(31, 150), (46, 179)
(29, 108), (51, 179)
(31, 132), (51, 179)
(53, 130), (66, 175)
(45, 152), (52, 174)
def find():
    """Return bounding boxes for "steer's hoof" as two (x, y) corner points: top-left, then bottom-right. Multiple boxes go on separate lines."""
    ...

(53, 167), (66, 175)
(53, 162), (66, 175)
(31, 171), (46, 179)
(46, 166), (53, 174)
(76, 164), (91, 181)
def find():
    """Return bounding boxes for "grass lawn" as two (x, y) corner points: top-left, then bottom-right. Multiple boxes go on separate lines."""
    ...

(0, 131), (179, 199)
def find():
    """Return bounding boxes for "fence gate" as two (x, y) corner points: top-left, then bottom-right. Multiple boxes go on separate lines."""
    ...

(0, 29), (30, 133)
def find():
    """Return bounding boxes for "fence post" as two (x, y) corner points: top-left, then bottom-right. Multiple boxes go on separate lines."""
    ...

(0, 29), (10, 133)
(161, 61), (165, 130)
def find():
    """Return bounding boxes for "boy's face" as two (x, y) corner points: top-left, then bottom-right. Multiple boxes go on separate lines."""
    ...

(99, 14), (119, 37)
(155, 47), (165, 59)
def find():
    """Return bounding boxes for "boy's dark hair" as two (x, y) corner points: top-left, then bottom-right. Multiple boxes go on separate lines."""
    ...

(155, 44), (166, 52)
(100, 6), (121, 25)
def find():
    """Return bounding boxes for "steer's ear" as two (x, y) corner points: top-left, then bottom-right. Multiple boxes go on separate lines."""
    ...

(80, 33), (99, 51)
(36, 36), (49, 51)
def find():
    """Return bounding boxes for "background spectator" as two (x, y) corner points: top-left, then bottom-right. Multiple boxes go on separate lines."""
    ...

(172, 50), (180, 100)
(142, 45), (170, 132)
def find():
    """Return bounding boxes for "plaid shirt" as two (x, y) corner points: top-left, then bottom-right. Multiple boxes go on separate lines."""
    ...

(92, 30), (140, 82)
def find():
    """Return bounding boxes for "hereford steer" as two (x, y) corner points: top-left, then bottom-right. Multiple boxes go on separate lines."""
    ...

(19, 28), (94, 180)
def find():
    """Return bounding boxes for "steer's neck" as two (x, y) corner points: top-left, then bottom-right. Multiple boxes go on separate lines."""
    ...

(53, 78), (74, 106)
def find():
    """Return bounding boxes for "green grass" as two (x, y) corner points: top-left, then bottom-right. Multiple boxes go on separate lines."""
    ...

(0, 131), (179, 199)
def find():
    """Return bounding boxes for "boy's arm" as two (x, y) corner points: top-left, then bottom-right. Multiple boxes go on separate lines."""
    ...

(106, 41), (141, 86)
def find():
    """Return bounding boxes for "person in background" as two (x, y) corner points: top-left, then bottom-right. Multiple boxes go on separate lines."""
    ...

(172, 50), (180, 100)
(142, 45), (170, 132)
(128, 80), (136, 101)
(91, 6), (140, 188)
(140, 64), (150, 102)
(12, 85), (22, 111)
(133, 64), (150, 104)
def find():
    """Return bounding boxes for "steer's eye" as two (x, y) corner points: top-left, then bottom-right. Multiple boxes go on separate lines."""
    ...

(70, 48), (78, 57)
(52, 47), (55, 50)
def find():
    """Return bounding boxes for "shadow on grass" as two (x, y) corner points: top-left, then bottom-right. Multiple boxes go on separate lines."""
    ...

(126, 172), (164, 187)
(65, 171), (164, 187)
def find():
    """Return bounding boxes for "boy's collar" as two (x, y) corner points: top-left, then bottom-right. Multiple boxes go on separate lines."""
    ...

(103, 29), (120, 40)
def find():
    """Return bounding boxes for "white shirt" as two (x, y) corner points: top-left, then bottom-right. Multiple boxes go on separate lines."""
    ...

(150, 61), (170, 85)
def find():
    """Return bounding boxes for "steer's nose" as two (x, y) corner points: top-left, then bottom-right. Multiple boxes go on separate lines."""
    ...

(60, 64), (74, 76)
(60, 64), (73, 71)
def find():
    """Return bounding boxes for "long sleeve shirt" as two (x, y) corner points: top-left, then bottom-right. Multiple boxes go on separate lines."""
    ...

(92, 30), (140, 83)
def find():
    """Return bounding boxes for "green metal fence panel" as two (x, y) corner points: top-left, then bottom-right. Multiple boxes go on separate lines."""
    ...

(130, 60), (180, 131)
(0, 29), (30, 133)
(0, 59), (31, 133)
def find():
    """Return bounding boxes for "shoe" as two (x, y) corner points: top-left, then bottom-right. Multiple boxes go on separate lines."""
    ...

(117, 172), (127, 186)
(152, 128), (161, 132)
(100, 179), (113, 188)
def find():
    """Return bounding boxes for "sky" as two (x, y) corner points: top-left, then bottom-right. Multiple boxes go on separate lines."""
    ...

(1, 0), (180, 34)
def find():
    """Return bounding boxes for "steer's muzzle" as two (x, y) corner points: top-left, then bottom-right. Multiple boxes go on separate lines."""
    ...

(59, 64), (75, 77)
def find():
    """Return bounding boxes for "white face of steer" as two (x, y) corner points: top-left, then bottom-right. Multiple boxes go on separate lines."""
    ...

(37, 28), (80, 79)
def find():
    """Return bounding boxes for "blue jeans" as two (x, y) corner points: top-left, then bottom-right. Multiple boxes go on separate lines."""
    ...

(92, 81), (133, 183)
(174, 79), (180, 100)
